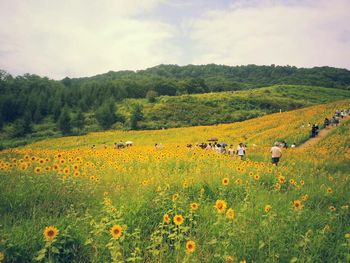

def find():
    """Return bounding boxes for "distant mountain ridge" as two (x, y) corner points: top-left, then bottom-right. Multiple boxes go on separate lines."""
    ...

(76, 64), (350, 90)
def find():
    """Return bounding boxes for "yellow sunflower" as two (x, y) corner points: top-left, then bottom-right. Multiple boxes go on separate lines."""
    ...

(329, 205), (336, 212)
(226, 208), (235, 219)
(215, 200), (227, 213)
(163, 213), (170, 224)
(173, 215), (184, 226)
(190, 202), (199, 211)
(186, 240), (196, 253)
(222, 178), (229, 186)
(264, 204), (272, 213)
(172, 193), (179, 202)
(43, 226), (59, 242)
(110, 225), (123, 239)
(293, 200), (303, 210)
(302, 194), (309, 201)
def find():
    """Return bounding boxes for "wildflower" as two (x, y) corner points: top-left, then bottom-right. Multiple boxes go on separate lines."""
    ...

(329, 206), (336, 212)
(215, 200), (227, 213)
(264, 204), (272, 213)
(293, 200), (303, 210)
(103, 197), (112, 206)
(275, 183), (281, 189)
(174, 215), (184, 225)
(20, 163), (28, 171)
(172, 193), (179, 202)
(190, 202), (199, 211)
(222, 177), (229, 186)
(63, 167), (70, 174)
(225, 256), (234, 262)
(186, 240), (196, 253)
(345, 233), (350, 239)
(226, 208), (235, 219)
(111, 225), (123, 239)
(327, 188), (333, 194)
(163, 213), (170, 224)
(254, 174), (260, 181)
(235, 178), (242, 185)
(302, 194), (309, 201)
(278, 175), (286, 184)
(323, 224), (331, 233)
(300, 180), (305, 185)
(43, 226), (59, 242)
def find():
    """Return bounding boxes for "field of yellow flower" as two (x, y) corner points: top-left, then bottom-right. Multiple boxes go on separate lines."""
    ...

(0, 100), (349, 262)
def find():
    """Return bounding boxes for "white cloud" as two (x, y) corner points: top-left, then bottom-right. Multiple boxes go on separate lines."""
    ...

(190, 0), (350, 69)
(0, 0), (180, 79)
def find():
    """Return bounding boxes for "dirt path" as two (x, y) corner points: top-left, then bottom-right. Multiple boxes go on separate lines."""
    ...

(298, 117), (348, 149)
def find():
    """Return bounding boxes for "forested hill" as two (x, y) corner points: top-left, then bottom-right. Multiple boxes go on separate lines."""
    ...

(1, 64), (350, 149)
(80, 64), (350, 92)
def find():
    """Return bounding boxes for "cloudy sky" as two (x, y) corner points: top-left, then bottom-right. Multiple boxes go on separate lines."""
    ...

(0, 0), (349, 79)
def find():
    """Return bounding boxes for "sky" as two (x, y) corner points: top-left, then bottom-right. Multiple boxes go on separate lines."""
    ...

(0, 0), (349, 79)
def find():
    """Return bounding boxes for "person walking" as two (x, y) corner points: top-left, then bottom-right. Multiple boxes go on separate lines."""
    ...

(271, 142), (282, 166)
(237, 143), (246, 160)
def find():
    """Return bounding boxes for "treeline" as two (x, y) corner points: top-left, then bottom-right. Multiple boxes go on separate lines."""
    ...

(0, 64), (350, 138)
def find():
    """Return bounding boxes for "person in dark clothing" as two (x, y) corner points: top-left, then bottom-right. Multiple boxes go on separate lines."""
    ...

(311, 125), (317, 138)
(324, 118), (330, 128)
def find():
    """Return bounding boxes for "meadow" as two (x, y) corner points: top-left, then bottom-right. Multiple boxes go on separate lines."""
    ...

(0, 100), (349, 262)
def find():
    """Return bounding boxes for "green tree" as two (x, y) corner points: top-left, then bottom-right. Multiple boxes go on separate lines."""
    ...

(58, 107), (72, 135)
(146, 90), (158, 103)
(10, 117), (32, 138)
(95, 100), (116, 129)
(130, 104), (144, 130)
(73, 109), (85, 132)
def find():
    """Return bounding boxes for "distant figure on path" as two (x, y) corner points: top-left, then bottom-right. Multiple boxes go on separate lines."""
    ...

(271, 142), (282, 166)
(291, 142), (296, 148)
(228, 145), (235, 157)
(324, 118), (330, 128)
(236, 143), (246, 160)
(311, 124), (317, 138)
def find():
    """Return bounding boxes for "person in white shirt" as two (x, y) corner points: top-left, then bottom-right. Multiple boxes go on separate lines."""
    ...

(271, 142), (282, 165)
(237, 143), (246, 160)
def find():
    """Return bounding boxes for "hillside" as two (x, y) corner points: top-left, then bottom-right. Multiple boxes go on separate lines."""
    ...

(0, 101), (349, 262)
(23, 99), (350, 150)
(0, 85), (349, 149)
(1, 64), (350, 136)
(118, 85), (350, 129)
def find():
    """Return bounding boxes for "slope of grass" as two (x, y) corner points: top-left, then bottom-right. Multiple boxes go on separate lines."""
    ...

(0, 101), (349, 262)
(118, 85), (350, 129)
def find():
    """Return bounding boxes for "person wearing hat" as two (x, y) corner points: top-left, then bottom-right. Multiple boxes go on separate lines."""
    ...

(271, 142), (282, 165)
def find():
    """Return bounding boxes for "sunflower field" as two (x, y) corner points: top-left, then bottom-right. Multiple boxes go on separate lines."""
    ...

(0, 100), (349, 262)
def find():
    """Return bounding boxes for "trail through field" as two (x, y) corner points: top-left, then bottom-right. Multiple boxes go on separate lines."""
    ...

(298, 116), (348, 149)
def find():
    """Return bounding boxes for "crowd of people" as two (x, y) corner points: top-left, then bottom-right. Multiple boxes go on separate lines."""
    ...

(97, 108), (349, 167)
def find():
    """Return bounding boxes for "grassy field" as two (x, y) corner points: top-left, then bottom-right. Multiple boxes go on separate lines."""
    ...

(0, 100), (349, 262)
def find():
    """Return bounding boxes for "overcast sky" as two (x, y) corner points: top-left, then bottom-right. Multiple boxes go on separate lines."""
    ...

(0, 0), (349, 79)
